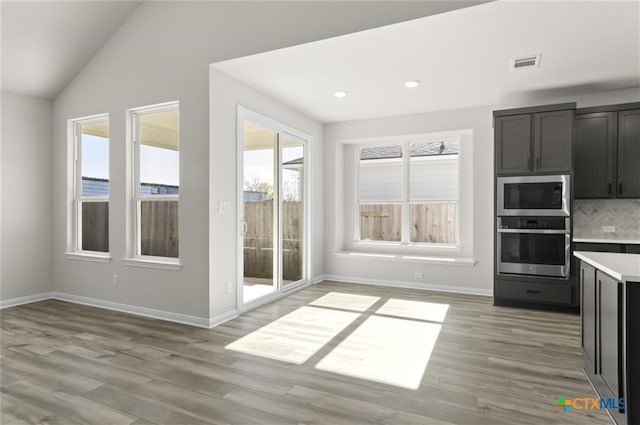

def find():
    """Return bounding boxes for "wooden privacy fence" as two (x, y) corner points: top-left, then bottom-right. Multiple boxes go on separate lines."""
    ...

(243, 200), (303, 282)
(360, 202), (457, 244)
(80, 200), (179, 257)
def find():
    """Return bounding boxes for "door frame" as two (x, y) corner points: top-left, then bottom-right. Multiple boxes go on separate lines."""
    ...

(236, 106), (312, 311)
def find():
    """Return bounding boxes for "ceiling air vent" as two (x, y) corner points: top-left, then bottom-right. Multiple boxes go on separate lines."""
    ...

(511, 54), (541, 71)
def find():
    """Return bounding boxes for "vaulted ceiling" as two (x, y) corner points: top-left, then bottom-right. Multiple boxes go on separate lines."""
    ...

(1, 1), (141, 100)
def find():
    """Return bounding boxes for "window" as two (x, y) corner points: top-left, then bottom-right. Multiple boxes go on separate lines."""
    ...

(357, 139), (459, 245)
(69, 115), (110, 254)
(130, 102), (180, 260)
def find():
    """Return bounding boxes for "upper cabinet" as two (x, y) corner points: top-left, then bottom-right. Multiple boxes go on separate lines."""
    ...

(494, 104), (575, 176)
(617, 109), (640, 198)
(575, 103), (640, 199)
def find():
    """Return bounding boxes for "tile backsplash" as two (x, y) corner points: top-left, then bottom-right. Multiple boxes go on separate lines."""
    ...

(574, 199), (640, 240)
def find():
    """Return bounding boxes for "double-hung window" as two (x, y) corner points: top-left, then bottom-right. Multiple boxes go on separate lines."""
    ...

(357, 139), (460, 245)
(70, 115), (110, 255)
(130, 102), (180, 260)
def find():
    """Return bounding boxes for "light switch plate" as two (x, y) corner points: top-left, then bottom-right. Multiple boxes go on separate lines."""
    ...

(218, 201), (231, 214)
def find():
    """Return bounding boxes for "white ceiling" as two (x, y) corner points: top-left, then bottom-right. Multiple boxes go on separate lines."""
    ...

(1, 0), (141, 100)
(214, 0), (640, 123)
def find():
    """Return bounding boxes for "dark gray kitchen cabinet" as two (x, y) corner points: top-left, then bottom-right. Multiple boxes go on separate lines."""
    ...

(495, 114), (531, 174)
(574, 112), (616, 198)
(598, 270), (621, 401)
(494, 103), (574, 175)
(581, 262), (596, 372)
(575, 104), (640, 199)
(579, 259), (638, 425)
(617, 109), (640, 198)
(534, 110), (574, 173)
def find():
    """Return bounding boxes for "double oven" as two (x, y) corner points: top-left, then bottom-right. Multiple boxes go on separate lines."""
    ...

(496, 175), (571, 278)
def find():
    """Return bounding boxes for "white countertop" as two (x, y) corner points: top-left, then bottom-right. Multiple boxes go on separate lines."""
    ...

(574, 237), (640, 244)
(574, 251), (640, 282)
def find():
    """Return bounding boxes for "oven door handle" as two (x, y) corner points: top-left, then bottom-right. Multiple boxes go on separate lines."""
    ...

(497, 229), (570, 234)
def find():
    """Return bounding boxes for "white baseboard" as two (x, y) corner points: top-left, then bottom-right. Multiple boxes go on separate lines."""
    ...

(0, 292), (54, 309)
(321, 274), (493, 297)
(311, 274), (328, 285)
(51, 292), (212, 328)
(208, 309), (238, 328)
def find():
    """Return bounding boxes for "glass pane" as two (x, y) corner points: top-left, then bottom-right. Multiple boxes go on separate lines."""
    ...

(80, 120), (109, 197)
(359, 204), (401, 242)
(359, 145), (403, 201)
(80, 201), (109, 252)
(139, 200), (179, 258)
(282, 136), (304, 285)
(139, 110), (179, 195)
(242, 120), (277, 303)
(410, 202), (457, 244)
(409, 141), (459, 201)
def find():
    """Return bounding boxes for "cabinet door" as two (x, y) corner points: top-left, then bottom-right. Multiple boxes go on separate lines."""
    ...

(574, 112), (616, 198)
(534, 110), (573, 173)
(581, 262), (597, 372)
(617, 109), (640, 198)
(495, 114), (531, 174)
(598, 271), (621, 399)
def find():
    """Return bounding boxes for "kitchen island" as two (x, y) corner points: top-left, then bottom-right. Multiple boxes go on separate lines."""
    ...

(574, 251), (640, 425)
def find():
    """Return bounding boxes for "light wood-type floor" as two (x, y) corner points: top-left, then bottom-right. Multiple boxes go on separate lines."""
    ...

(1, 282), (610, 425)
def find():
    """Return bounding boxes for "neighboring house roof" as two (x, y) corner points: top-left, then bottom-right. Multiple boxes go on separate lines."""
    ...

(283, 157), (304, 166)
(360, 141), (459, 160)
(81, 176), (179, 196)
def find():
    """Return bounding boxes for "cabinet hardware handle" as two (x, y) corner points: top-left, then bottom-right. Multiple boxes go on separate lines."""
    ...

(527, 158), (531, 169)
(536, 158), (540, 168)
(608, 183), (612, 195)
(619, 182), (623, 195)
(525, 290), (540, 294)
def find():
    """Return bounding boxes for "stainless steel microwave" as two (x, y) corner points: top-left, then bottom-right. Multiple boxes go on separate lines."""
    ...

(497, 175), (570, 216)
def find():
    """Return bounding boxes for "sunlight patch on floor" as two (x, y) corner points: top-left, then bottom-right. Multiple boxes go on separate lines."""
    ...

(315, 315), (443, 390)
(309, 292), (380, 312)
(225, 306), (359, 364)
(376, 298), (449, 322)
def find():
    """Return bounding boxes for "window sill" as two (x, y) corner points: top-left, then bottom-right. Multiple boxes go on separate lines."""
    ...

(334, 251), (476, 267)
(122, 257), (182, 271)
(64, 252), (112, 263)
(354, 241), (462, 252)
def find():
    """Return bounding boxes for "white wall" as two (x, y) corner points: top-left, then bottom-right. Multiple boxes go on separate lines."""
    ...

(325, 107), (489, 294)
(209, 68), (323, 317)
(1, 91), (53, 302)
(50, 1), (450, 320)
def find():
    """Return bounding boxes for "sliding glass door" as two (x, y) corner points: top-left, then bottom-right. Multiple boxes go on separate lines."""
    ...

(238, 110), (308, 306)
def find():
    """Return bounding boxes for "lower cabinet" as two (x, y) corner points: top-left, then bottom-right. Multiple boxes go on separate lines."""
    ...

(580, 262), (638, 425)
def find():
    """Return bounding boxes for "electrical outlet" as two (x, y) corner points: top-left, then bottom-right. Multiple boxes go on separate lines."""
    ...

(218, 201), (231, 214)
(414, 272), (424, 279)
(113, 274), (119, 286)
(603, 226), (616, 233)
(226, 281), (233, 293)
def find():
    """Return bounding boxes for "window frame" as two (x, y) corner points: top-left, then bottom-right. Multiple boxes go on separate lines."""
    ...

(65, 113), (111, 261)
(355, 138), (461, 247)
(126, 101), (181, 266)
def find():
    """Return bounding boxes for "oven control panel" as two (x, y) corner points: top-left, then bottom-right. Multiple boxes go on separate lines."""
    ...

(498, 217), (569, 230)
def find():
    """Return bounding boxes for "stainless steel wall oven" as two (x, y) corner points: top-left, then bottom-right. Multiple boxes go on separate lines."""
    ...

(497, 216), (571, 278)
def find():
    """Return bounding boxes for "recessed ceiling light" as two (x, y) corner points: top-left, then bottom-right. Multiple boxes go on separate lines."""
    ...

(334, 91), (347, 98)
(405, 80), (420, 88)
